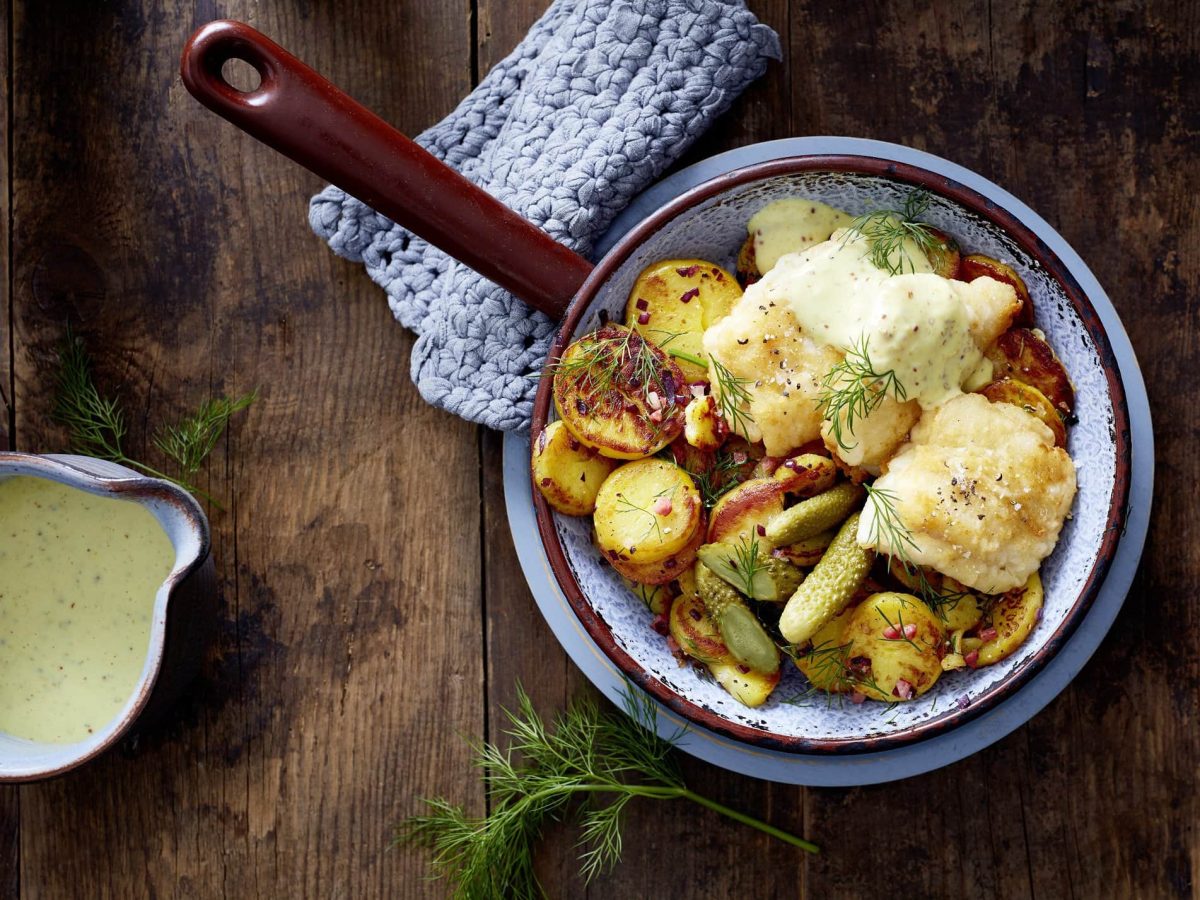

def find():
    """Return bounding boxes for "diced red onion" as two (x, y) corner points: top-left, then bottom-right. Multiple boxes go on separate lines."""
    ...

(637, 312), (650, 325)
(903, 623), (918, 639)
(652, 496), (673, 516)
(882, 625), (900, 640)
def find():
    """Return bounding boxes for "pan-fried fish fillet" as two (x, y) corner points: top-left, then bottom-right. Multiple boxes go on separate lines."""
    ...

(858, 393), (1076, 593)
(702, 299), (841, 456)
(703, 232), (1022, 460)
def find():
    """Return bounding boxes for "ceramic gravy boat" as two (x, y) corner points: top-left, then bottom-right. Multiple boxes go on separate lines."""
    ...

(0, 452), (215, 780)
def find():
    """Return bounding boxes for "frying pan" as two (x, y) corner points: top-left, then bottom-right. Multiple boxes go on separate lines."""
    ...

(180, 20), (1131, 752)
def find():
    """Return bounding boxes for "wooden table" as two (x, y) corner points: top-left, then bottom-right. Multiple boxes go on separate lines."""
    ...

(0, 1), (1191, 897)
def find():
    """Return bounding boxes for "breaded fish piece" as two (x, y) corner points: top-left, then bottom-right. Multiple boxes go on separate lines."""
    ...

(703, 299), (840, 456)
(858, 393), (1076, 593)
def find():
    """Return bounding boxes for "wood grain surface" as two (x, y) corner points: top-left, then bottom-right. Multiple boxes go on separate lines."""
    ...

(0, 0), (1193, 897)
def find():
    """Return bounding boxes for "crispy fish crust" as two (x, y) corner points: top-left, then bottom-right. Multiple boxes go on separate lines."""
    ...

(858, 393), (1077, 593)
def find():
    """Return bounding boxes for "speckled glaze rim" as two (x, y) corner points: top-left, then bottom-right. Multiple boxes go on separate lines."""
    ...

(529, 154), (1133, 755)
(0, 452), (211, 781)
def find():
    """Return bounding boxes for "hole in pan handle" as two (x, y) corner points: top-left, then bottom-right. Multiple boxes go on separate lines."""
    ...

(180, 20), (593, 321)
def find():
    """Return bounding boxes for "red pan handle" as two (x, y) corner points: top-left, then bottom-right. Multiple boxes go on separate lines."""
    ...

(181, 20), (592, 321)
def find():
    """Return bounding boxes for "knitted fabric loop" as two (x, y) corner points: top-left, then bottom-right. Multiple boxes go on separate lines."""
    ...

(309, 0), (780, 431)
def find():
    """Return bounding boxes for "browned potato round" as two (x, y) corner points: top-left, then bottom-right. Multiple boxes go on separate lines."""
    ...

(735, 235), (760, 288)
(624, 259), (742, 382)
(960, 254), (1034, 326)
(977, 572), (1043, 665)
(532, 420), (618, 515)
(985, 327), (1075, 416)
(553, 324), (685, 459)
(709, 658), (781, 707)
(594, 459), (702, 565)
(772, 453), (838, 497)
(845, 593), (946, 701)
(795, 606), (854, 692)
(609, 513), (705, 585)
(669, 588), (730, 665)
(706, 476), (786, 547)
(669, 587), (780, 705)
(925, 227), (961, 279)
(980, 378), (1067, 447)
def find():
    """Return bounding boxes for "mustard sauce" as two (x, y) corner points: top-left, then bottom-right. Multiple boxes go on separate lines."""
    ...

(0, 476), (173, 743)
(749, 226), (991, 408)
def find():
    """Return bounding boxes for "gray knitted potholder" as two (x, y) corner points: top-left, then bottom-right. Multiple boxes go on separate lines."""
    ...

(308, 0), (781, 431)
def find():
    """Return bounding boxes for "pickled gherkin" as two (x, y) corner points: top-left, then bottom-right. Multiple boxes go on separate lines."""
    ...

(695, 563), (780, 674)
(696, 542), (804, 602)
(779, 512), (872, 645)
(765, 483), (864, 546)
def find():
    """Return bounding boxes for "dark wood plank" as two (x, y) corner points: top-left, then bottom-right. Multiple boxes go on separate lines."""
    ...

(9, 2), (479, 897)
(0, 0), (10, 453)
(0, 1), (19, 894)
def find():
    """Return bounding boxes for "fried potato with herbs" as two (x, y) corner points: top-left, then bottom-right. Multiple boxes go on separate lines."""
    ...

(924, 227), (962, 279)
(980, 377), (1067, 447)
(625, 260), (742, 383)
(845, 593), (946, 701)
(553, 324), (685, 459)
(594, 459), (702, 565)
(959, 254), (1034, 326)
(706, 476), (786, 547)
(709, 658), (781, 707)
(684, 394), (723, 451)
(608, 513), (705, 585)
(795, 607), (855, 693)
(984, 327), (1075, 417)
(977, 572), (1044, 666)
(532, 420), (618, 515)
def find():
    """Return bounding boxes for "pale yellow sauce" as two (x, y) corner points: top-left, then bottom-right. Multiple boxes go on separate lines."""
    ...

(748, 198), (853, 275)
(749, 227), (991, 409)
(0, 477), (173, 743)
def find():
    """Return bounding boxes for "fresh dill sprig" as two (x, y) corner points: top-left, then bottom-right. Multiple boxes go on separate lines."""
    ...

(681, 448), (748, 509)
(550, 327), (670, 400)
(53, 329), (254, 509)
(841, 189), (945, 275)
(730, 533), (765, 598)
(863, 483), (920, 570)
(397, 685), (818, 898)
(816, 335), (906, 451)
(710, 357), (755, 437)
(154, 392), (258, 482)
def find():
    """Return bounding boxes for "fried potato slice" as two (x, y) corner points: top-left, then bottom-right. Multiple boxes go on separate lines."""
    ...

(977, 571), (1044, 666)
(980, 377), (1067, 447)
(845, 593), (946, 701)
(532, 420), (618, 515)
(625, 259), (741, 383)
(984, 327), (1075, 417)
(594, 459), (702, 565)
(553, 324), (685, 459)
(960, 254), (1034, 326)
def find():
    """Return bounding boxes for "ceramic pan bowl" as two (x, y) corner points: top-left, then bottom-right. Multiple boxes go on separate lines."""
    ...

(529, 157), (1131, 753)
